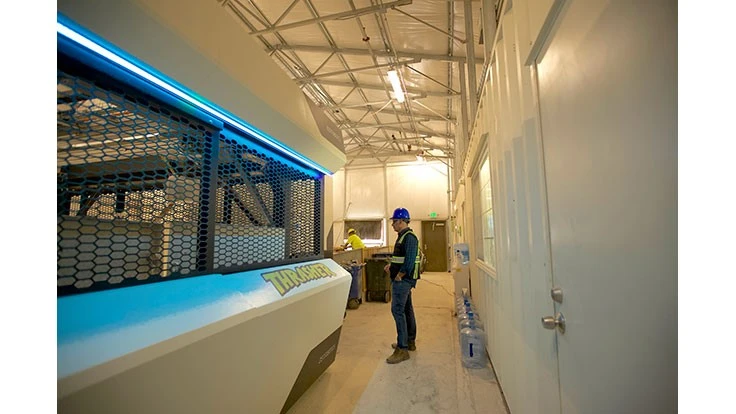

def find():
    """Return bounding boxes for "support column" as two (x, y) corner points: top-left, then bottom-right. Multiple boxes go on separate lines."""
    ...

(464, 0), (478, 118)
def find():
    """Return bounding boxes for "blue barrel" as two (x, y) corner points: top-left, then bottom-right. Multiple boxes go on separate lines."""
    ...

(348, 264), (362, 299)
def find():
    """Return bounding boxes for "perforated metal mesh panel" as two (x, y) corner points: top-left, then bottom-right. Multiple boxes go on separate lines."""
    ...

(57, 57), (323, 296)
(213, 134), (320, 270)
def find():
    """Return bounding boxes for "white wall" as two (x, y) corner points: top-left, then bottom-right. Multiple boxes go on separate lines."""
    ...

(330, 170), (346, 243)
(386, 163), (450, 222)
(457, 0), (676, 412)
(329, 161), (449, 249)
(345, 167), (385, 218)
(458, 0), (569, 412)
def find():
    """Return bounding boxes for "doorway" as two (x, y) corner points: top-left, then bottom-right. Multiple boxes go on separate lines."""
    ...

(535, 0), (677, 411)
(421, 221), (448, 272)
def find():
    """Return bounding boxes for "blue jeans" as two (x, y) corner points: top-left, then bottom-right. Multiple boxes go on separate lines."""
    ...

(391, 279), (417, 349)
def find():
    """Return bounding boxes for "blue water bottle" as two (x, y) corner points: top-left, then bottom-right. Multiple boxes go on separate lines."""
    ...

(459, 312), (484, 333)
(460, 324), (487, 368)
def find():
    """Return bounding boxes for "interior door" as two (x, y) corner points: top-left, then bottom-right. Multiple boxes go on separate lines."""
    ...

(421, 221), (448, 272)
(535, 0), (677, 412)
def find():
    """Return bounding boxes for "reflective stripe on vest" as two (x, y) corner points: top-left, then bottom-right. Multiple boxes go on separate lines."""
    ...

(390, 256), (421, 265)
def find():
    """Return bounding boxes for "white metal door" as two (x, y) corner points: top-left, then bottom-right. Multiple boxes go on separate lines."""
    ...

(536, 0), (677, 412)
(480, 2), (564, 412)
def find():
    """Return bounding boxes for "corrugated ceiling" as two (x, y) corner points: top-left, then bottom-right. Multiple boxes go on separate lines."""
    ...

(219, 0), (496, 167)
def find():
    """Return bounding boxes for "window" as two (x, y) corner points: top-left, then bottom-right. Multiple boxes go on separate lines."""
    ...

(472, 155), (496, 270)
(344, 219), (384, 246)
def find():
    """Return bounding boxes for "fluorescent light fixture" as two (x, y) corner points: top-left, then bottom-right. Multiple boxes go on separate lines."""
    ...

(416, 150), (425, 162)
(57, 18), (330, 176)
(387, 70), (405, 103)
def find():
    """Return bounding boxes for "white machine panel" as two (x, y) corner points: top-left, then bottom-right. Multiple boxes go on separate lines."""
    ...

(58, 259), (351, 414)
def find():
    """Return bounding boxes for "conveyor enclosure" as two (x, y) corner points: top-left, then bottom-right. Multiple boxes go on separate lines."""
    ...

(57, 1), (350, 413)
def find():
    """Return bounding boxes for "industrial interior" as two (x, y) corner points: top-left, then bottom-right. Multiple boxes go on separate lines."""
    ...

(56, 1), (677, 413)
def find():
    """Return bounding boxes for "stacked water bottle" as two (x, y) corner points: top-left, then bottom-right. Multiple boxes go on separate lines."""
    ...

(455, 289), (487, 368)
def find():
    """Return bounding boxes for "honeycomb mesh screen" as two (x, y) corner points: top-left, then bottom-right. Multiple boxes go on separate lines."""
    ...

(214, 135), (321, 269)
(57, 60), (323, 296)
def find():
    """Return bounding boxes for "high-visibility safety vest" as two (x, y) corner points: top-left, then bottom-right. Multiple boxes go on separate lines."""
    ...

(390, 229), (421, 279)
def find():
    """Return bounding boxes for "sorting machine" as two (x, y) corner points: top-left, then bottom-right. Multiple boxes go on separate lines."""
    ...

(57, 1), (349, 413)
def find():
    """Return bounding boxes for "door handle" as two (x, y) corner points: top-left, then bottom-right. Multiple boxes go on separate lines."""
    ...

(541, 312), (566, 334)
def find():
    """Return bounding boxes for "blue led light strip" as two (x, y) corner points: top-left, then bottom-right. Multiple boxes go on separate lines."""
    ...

(57, 17), (330, 176)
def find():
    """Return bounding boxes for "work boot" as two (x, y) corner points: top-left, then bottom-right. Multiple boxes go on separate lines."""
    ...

(391, 341), (416, 351)
(386, 348), (410, 364)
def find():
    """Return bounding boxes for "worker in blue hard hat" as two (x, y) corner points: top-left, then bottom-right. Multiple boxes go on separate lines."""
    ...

(384, 207), (420, 364)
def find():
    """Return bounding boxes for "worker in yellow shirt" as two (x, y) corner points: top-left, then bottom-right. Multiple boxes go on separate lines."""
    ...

(338, 228), (365, 251)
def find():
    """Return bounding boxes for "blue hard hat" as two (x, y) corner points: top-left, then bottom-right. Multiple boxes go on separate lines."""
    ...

(391, 207), (411, 220)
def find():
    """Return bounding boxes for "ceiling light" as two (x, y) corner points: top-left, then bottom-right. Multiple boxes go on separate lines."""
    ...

(416, 150), (425, 162)
(387, 70), (405, 103)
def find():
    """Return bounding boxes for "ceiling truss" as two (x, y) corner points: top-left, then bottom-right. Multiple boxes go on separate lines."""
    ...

(220, 0), (485, 167)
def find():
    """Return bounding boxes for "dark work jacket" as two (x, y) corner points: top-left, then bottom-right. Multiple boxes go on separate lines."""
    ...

(389, 227), (420, 285)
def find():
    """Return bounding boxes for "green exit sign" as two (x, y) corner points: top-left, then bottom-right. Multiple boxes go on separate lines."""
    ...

(429, 212), (437, 218)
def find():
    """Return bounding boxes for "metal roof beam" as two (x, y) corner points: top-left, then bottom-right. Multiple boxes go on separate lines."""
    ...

(342, 123), (454, 140)
(249, 0), (412, 35)
(464, 0), (478, 117)
(333, 106), (456, 123)
(412, 99), (459, 124)
(346, 135), (450, 152)
(338, 119), (431, 129)
(391, 7), (466, 44)
(273, 0), (301, 26)
(295, 58), (420, 81)
(407, 65), (459, 94)
(270, 44), (466, 63)
(389, 138), (452, 152)
(348, 134), (427, 143)
(347, 151), (450, 160)
(373, 125), (455, 139)
(314, 79), (459, 97)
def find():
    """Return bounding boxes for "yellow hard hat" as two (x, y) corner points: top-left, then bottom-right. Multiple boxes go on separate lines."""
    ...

(348, 228), (356, 234)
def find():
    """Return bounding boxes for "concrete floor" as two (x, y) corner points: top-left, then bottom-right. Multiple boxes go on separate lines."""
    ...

(286, 271), (510, 414)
